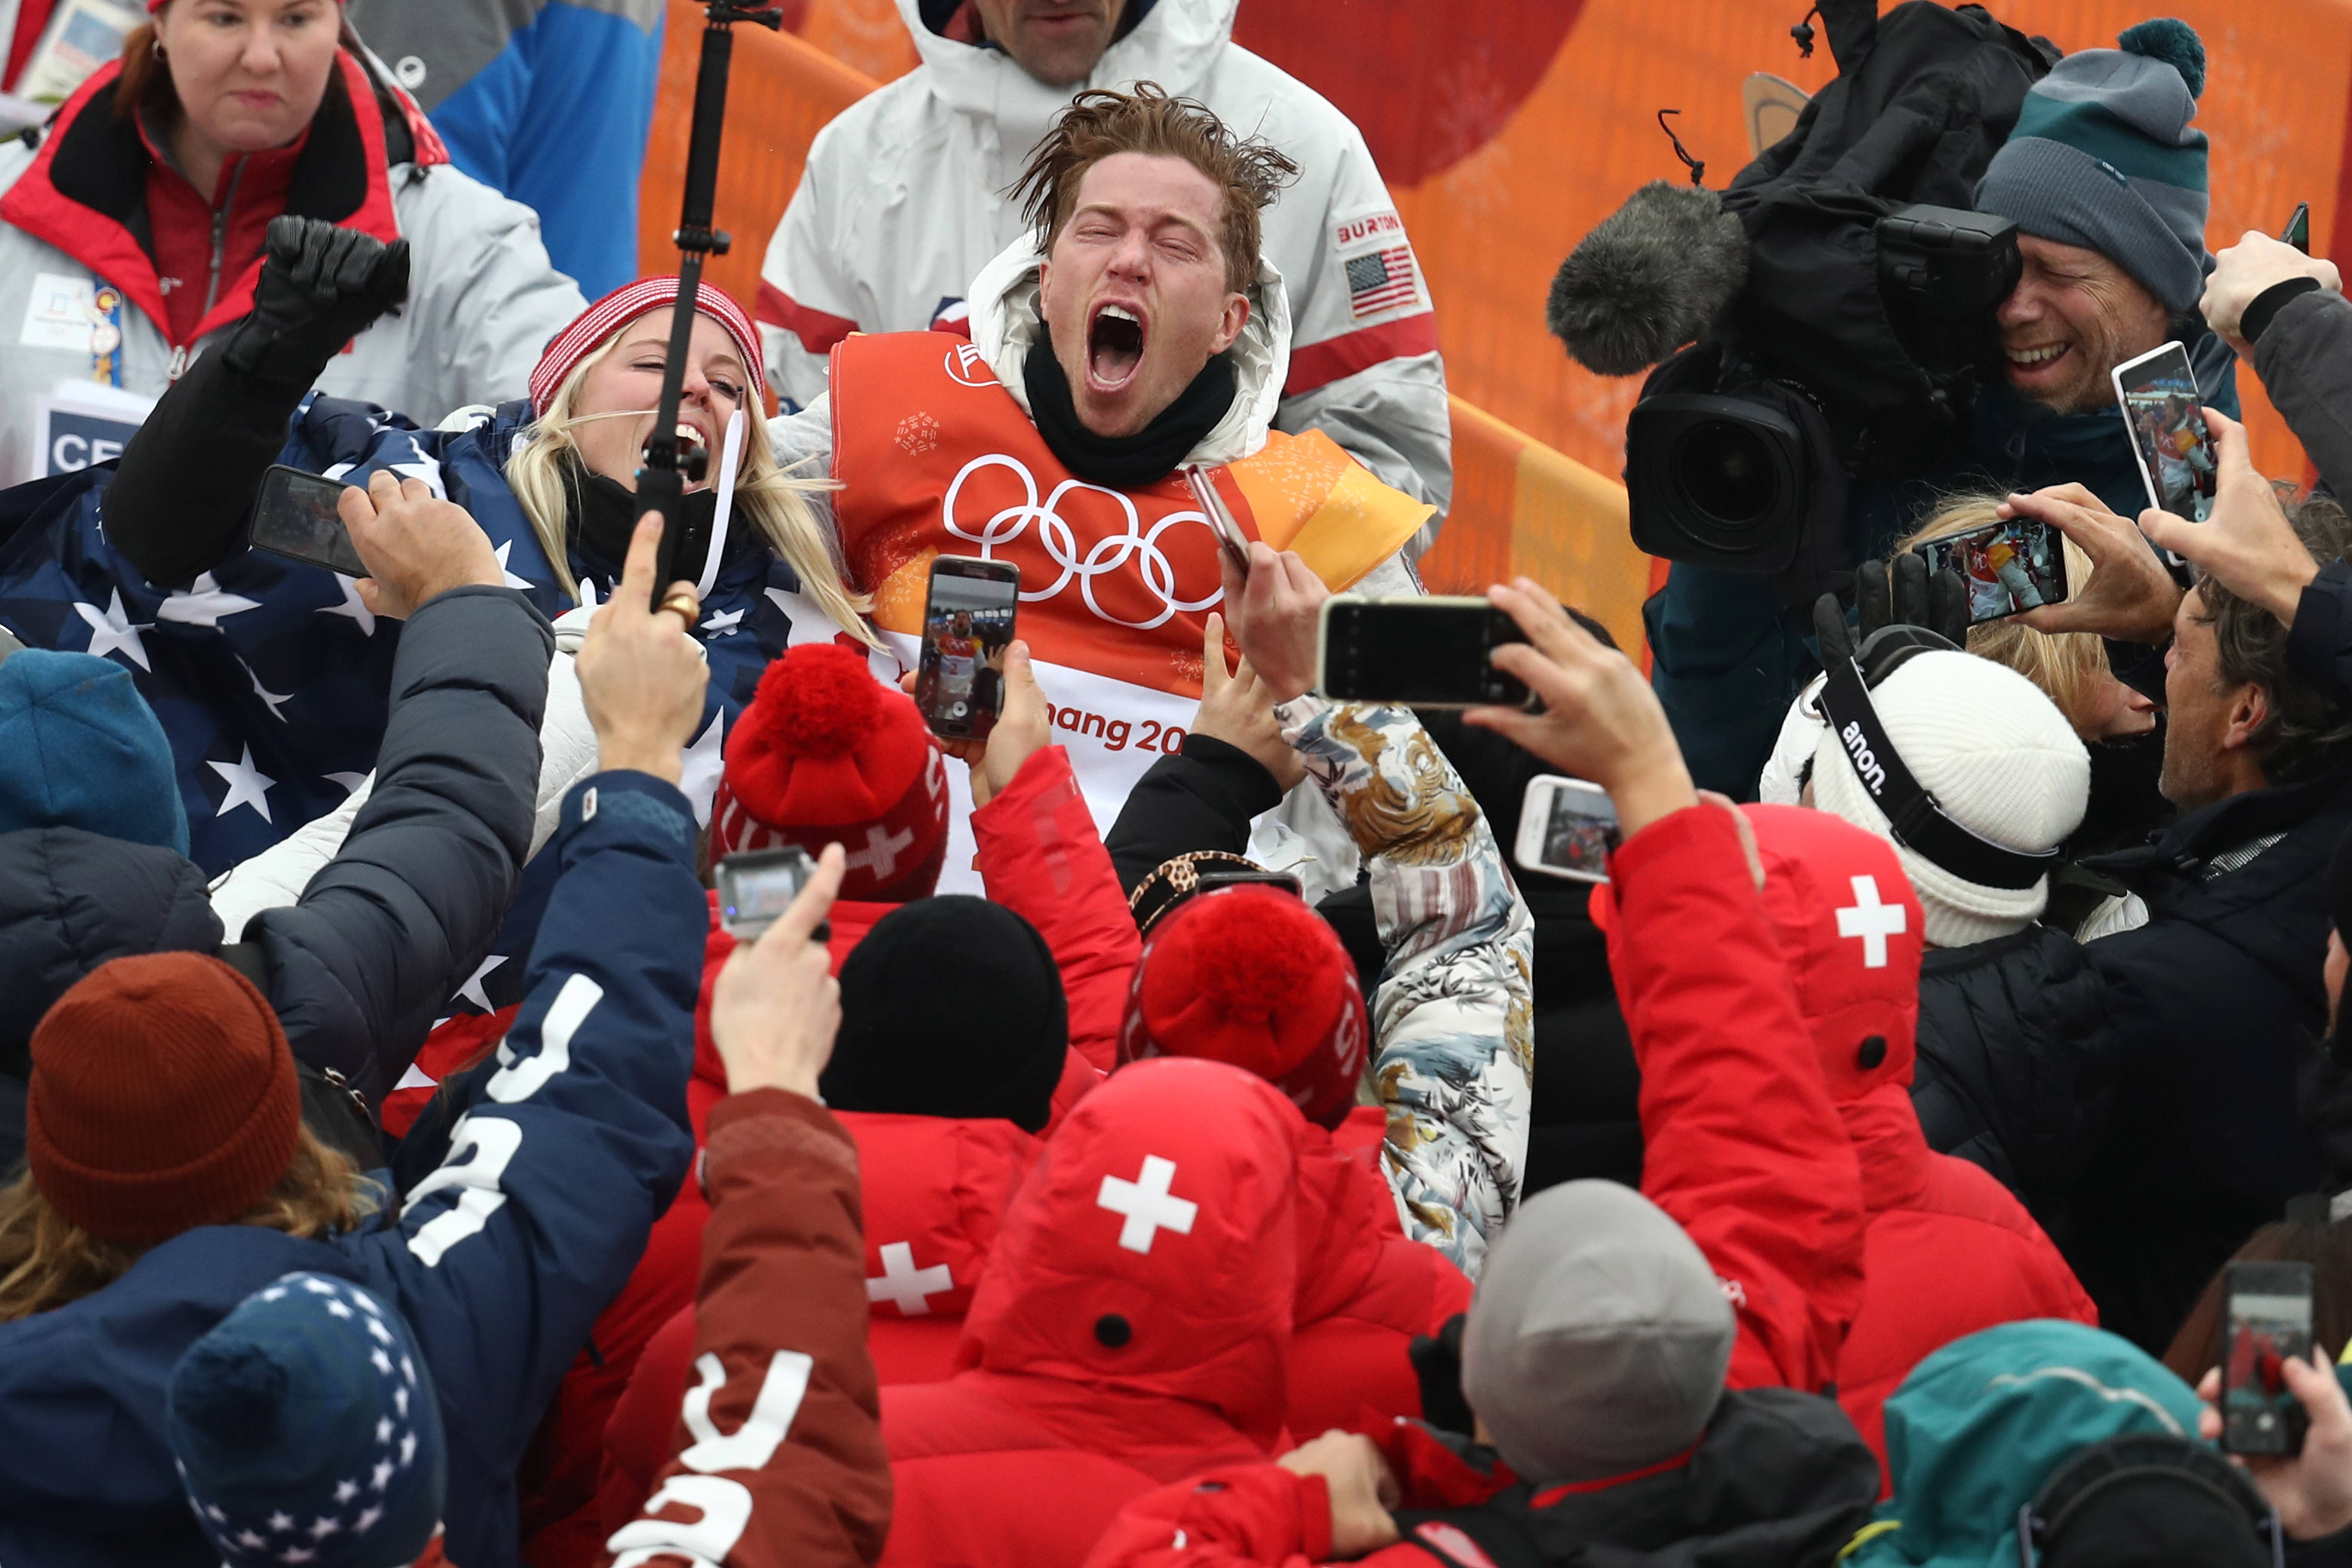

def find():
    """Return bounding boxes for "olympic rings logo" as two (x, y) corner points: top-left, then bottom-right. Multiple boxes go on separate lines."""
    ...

(942, 453), (1223, 630)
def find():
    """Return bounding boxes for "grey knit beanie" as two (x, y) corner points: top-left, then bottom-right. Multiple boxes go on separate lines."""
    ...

(1976, 19), (2211, 312)
(1459, 1181), (1733, 1487)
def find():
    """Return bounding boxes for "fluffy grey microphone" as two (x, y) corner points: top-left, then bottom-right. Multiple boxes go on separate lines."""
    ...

(1546, 181), (1751, 377)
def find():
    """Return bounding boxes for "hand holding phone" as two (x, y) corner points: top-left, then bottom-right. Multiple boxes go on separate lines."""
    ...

(2220, 1260), (2317, 1457)
(1220, 541), (1328, 703)
(709, 841), (846, 1099)
(1911, 514), (2070, 626)
(2285, 201), (2312, 255)
(1185, 465), (1253, 573)
(2113, 341), (2218, 524)
(249, 464), (368, 577)
(916, 556), (1020, 741)
(717, 846), (828, 943)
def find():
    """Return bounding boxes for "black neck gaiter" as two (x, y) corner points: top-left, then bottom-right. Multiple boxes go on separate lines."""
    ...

(560, 453), (718, 576)
(1023, 324), (1239, 489)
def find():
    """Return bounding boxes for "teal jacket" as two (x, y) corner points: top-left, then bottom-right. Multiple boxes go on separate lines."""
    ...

(1846, 1320), (2206, 1568)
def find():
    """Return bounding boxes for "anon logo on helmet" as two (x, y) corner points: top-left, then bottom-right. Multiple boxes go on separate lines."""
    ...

(1839, 721), (1889, 794)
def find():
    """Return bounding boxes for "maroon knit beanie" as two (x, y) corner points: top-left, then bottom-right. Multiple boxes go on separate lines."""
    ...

(1118, 885), (1369, 1130)
(27, 951), (301, 1245)
(710, 642), (950, 902)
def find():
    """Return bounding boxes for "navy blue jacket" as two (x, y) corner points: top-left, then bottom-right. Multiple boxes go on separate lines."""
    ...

(2065, 767), (2352, 1351)
(1650, 338), (2239, 797)
(0, 769), (706, 1568)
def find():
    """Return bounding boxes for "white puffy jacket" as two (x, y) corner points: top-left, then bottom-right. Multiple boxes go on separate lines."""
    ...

(0, 50), (584, 484)
(758, 0), (1451, 549)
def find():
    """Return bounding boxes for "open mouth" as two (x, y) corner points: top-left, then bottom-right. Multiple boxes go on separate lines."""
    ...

(1086, 302), (1146, 392)
(2005, 343), (2070, 374)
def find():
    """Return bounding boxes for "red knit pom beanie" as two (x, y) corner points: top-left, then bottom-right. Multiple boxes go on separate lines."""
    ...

(710, 642), (951, 902)
(1118, 885), (1368, 1129)
(27, 951), (301, 1245)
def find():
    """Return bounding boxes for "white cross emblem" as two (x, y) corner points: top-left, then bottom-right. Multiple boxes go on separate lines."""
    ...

(1835, 875), (1907, 969)
(865, 1241), (954, 1316)
(846, 822), (916, 881)
(1096, 1154), (1197, 1254)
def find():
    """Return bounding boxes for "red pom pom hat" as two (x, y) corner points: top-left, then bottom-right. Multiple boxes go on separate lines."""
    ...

(710, 642), (951, 902)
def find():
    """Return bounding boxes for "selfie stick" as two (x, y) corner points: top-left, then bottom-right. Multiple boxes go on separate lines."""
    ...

(636, 0), (783, 592)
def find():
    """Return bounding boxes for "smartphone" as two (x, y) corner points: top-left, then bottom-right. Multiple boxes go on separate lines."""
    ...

(2113, 341), (2217, 524)
(1183, 465), (1252, 572)
(916, 555), (1020, 741)
(2221, 1260), (2316, 1457)
(2285, 200), (2312, 255)
(248, 464), (367, 577)
(1513, 775), (1620, 884)
(1911, 514), (2069, 626)
(715, 847), (827, 943)
(1317, 596), (1535, 709)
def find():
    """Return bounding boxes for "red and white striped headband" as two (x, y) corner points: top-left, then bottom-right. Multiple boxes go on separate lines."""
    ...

(528, 276), (766, 416)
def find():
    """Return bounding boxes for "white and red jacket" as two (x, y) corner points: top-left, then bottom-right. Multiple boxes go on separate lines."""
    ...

(757, 0), (1450, 535)
(0, 46), (581, 483)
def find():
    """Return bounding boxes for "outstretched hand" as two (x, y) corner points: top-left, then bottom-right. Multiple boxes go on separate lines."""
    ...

(337, 469), (504, 620)
(901, 639), (1050, 808)
(2136, 407), (2315, 626)
(1465, 576), (1696, 839)
(575, 512), (708, 783)
(2004, 482), (2183, 645)
(1191, 611), (1307, 790)
(710, 842), (847, 1099)
(1218, 541), (1328, 703)
(2197, 1355), (2352, 1541)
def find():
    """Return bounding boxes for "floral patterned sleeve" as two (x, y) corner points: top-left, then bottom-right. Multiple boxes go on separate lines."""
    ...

(1275, 696), (1535, 1277)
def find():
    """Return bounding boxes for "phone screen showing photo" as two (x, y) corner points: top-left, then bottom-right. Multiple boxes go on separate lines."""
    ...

(1515, 775), (1620, 883)
(2116, 343), (2217, 522)
(1914, 517), (2068, 626)
(717, 848), (812, 940)
(917, 559), (1019, 740)
(2222, 1262), (2315, 1455)
(249, 466), (367, 577)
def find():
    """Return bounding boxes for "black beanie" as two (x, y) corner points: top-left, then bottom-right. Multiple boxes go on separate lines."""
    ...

(825, 895), (1067, 1133)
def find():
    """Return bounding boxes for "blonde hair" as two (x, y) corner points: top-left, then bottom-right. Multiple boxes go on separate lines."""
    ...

(504, 331), (878, 645)
(0, 1128), (379, 1323)
(1900, 494), (2116, 741)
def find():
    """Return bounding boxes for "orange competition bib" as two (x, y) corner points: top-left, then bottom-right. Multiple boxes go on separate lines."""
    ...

(830, 332), (1431, 700)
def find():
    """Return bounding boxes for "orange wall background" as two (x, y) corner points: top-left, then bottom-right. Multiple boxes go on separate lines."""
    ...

(647, 0), (2352, 649)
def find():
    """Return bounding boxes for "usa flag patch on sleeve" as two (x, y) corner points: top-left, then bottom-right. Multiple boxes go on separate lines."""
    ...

(1345, 245), (1420, 318)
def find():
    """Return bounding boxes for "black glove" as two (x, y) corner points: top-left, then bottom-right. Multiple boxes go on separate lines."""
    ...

(1813, 551), (1968, 665)
(219, 215), (410, 391)
(1408, 1312), (1475, 1436)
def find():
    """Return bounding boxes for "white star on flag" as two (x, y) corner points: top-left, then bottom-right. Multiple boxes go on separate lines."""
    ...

(333, 1479), (359, 1505)
(700, 606), (744, 636)
(207, 745), (275, 822)
(387, 436), (447, 498)
(491, 539), (533, 591)
(244, 661), (293, 721)
(306, 1516), (340, 1540)
(74, 590), (150, 670)
(371, 1458), (394, 1492)
(236, 1529), (267, 1549)
(320, 575), (377, 636)
(456, 953), (507, 1013)
(325, 771), (370, 795)
(369, 1348), (393, 1377)
(155, 571), (261, 628)
(267, 1511), (295, 1531)
(280, 1546), (315, 1564)
(325, 1296), (352, 1318)
(354, 1506), (383, 1532)
(376, 1415), (393, 1443)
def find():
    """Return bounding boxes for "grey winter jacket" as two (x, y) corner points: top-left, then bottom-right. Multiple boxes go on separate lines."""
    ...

(0, 584), (551, 1168)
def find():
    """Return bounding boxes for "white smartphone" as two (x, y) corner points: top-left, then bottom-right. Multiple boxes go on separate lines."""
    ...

(2112, 340), (2217, 523)
(1513, 775), (1620, 884)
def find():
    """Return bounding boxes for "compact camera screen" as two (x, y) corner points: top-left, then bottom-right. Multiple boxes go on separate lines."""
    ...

(716, 848), (818, 942)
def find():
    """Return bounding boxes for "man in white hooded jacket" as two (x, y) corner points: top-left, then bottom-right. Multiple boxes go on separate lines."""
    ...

(759, 0), (1451, 551)
(773, 84), (1431, 885)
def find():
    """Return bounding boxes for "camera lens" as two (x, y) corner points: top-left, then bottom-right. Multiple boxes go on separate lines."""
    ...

(1673, 419), (1778, 530)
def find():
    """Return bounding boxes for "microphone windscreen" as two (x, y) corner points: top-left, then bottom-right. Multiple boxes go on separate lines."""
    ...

(1547, 181), (1750, 377)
